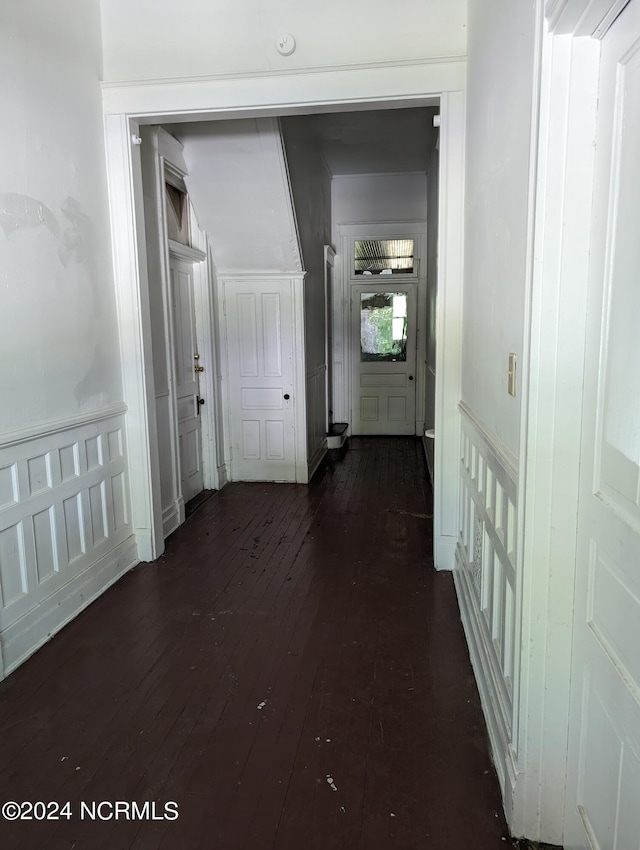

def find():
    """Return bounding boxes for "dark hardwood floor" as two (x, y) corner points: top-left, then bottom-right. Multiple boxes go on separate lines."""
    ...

(0, 438), (515, 849)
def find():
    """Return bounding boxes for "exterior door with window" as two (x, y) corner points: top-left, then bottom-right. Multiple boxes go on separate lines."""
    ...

(351, 284), (417, 435)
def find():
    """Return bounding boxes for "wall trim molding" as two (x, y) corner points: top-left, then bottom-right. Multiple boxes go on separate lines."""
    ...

(102, 54), (466, 92)
(1, 536), (138, 678)
(0, 408), (135, 679)
(307, 439), (328, 483)
(338, 221), (428, 237)
(454, 565), (518, 810)
(0, 403), (128, 450)
(216, 270), (307, 282)
(458, 401), (518, 480)
(168, 239), (207, 263)
(101, 60), (463, 121)
(333, 171), (429, 181)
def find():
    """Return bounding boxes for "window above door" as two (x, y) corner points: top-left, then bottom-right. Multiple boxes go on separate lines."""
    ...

(354, 238), (415, 276)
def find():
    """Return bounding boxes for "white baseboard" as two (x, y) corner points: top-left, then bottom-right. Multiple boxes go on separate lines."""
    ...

(162, 502), (181, 539)
(453, 549), (516, 808)
(307, 439), (327, 481)
(434, 534), (456, 570)
(1, 535), (138, 678)
(216, 463), (228, 489)
(422, 433), (435, 486)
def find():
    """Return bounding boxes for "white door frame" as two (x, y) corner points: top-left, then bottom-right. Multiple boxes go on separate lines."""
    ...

(338, 222), (426, 439)
(102, 62), (466, 567)
(512, 1), (629, 843)
(324, 244), (336, 434)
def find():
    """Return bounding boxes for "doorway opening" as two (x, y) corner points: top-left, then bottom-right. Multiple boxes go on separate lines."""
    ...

(104, 90), (463, 569)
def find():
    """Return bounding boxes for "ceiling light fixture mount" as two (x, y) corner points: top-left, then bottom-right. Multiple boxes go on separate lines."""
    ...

(276, 33), (296, 56)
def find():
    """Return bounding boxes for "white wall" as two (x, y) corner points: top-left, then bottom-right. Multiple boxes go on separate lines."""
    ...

(100, 0), (466, 82)
(331, 172), (428, 428)
(0, 0), (135, 680)
(455, 0), (542, 836)
(332, 173), (428, 242)
(462, 0), (539, 457)
(176, 119), (302, 274)
(280, 118), (332, 472)
(424, 143), (439, 480)
(0, 0), (123, 431)
(281, 119), (332, 371)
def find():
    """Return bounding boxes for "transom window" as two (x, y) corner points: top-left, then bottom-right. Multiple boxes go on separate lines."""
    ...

(354, 239), (414, 276)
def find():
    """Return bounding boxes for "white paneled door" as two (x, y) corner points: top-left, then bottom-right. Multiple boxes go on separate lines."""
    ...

(351, 284), (417, 435)
(565, 2), (640, 846)
(170, 257), (204, 504)
(223, 278), (296, 482)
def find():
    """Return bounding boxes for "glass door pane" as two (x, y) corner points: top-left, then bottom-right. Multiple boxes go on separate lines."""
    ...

(360, 292), (408, 362)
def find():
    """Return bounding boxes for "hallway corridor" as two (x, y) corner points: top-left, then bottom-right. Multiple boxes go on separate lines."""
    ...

(0, 438), (513, 849)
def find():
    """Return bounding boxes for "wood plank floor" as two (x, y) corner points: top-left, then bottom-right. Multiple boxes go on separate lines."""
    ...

(0, 438), (515, 849)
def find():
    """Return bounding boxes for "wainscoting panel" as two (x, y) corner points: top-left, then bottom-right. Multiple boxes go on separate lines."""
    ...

(306, 365), (327, 480)
(455, 402), (519, 800)
(0, 406), (137, 678)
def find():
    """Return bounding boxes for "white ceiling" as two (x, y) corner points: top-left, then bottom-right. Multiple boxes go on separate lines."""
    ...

(284, 107), (438, 176)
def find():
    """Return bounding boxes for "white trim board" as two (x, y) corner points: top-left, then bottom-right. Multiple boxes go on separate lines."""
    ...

(0, 404), (128, 450)
(101, 59), (463, 120)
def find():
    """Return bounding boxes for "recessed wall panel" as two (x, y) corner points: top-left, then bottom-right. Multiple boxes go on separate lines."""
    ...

(86, 436), (102, 470)
(616, 742), (640, 850)
(262, 293), (283, 377)
(600, 53), (640, 515)
(107, 430), (123, 461)
(63, 495), (85, 563)
(237, 293), (258, 377)
(89, 483), (107, 545)
(242, 421), (261, 459)
(59, 445), (79, 481)
(589, 544), (640, 695)
(241, 388), (283, 410)
(265, 420), (285, 459)
(180, 429), (201, 476)
(579, 684), (621, 849)
(0, 464), (18, 508)
(33, 508), (57, 582)
(27, 454), (51, 495)
(0, 523), (28, 605)
(387, 396), (406, 421)
(361, 373), (407, 388)
(111, 472), (127, 531)
(361, 397), (379, 421)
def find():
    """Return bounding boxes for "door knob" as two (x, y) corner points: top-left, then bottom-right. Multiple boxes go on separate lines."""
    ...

(408, 375), (414, 381)
(284, 393), (290, 400)
(195, 365), (204, 372)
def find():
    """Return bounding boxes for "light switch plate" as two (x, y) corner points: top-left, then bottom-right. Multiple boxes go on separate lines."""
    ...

(507, 353), (517, 397)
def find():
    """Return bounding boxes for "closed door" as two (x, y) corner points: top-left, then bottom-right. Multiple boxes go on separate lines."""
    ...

(564, 2), (640, 846)
(351, 284), (417, 435)
(170, 257), (204, 504)
(224, 279), (296, 482)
